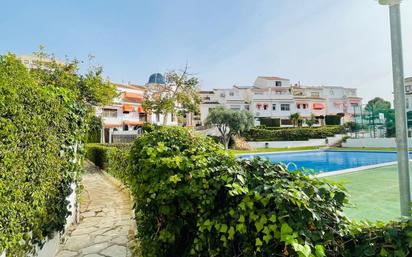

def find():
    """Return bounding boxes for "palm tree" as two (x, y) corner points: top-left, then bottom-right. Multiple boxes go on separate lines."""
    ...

(290, 113), (302, 127)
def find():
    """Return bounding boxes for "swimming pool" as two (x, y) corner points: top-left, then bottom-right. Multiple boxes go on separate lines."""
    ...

(238, 150), (410, 173)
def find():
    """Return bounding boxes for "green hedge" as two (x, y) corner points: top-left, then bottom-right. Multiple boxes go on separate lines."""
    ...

(325, 115), (342, 125)
(85, 143), (131, 183)
(0, 55), (85, 255)
(244, 125), (345, 141)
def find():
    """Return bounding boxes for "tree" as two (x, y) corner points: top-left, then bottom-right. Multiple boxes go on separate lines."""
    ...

(290, 112), (302, 127)
(28, 47), (118, 140)
(205, 107), (254, 149)
(30, 46), (117, 107)
(143, 67), (201, 125)
(365, 97), (393, 137)
(305, 114), (317, 127)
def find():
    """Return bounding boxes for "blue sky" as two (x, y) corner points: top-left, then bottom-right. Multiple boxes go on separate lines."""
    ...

(1, 0), (411, 102)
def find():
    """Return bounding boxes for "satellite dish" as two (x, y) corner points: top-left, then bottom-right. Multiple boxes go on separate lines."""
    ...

(378, 0), (401, 5)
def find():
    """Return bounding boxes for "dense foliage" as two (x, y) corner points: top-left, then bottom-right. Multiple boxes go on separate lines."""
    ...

(244, 125), (345, 141)
(85, 116), (102, 143)
(85, 143), (131, 183)
(126, 127), (349, 257)
(325, 115), (342, 126)
(0, 54), (86, 255)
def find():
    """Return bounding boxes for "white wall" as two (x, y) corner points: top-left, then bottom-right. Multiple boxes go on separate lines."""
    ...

(342, 138), (412, 148)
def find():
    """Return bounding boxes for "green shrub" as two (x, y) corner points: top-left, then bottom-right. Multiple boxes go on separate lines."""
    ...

(0, 55), (85, 255)
(244, 126), (345, 141)
(129, 127), (238, 257)
(325, 115), (342, 125)
(127, 126), (352, 257)
(85, 116), (102, 143)
(85, 143), (114, 169)
(85, 143), (131, 183)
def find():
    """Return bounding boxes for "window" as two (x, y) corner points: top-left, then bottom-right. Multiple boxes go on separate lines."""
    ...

(297, 103), (308, 109)
(229, 91), (234, 96)
(311, 92), (320, 97)
(263, 104), (268, 110)
(220, 93), (225, 97)
(272, 104), (276, 111)
(204, 96), (211, 101)
(102, 109), (117, 118)
(275, 81), (282, 87)
(256, 104), (262, 110)
(281, 104), (290, 111)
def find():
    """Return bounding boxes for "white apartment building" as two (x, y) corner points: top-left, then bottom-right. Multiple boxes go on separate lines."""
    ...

(97, 83), (147, 143)
(97, 73), (180, 143)
(199, 76), (362, 127)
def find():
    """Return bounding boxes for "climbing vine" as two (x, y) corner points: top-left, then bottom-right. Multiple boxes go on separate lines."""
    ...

(0, 54), (86, 256)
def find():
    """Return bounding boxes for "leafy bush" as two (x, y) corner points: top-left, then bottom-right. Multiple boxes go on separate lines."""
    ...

(85, 143), (114, 169)
(325, 115), (342, 126)
(85, 143), (131, 183)
(127, 127), (354, 257)
(129, 127), (238, 257)
(85, 116), (102, 143)
(244, 126), (345, 141)
(0, 54), (86, 255)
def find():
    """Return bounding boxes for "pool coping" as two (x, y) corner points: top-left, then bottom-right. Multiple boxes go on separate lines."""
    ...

(236, 149), (407, 178)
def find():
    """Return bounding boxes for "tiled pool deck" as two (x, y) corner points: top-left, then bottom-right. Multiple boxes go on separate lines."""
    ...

(328, 165), (410, 222)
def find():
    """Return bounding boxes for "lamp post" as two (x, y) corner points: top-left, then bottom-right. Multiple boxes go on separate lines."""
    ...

(379, 0), (410, 217)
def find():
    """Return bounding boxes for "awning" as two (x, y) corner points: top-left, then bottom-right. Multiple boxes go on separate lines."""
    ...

(313, 103), (325, 110)
(103, 122), (122, 128)
(137, 106), (144, 113)
(123, 104), (134, 112)
(124, 120), (144, 126)
(123, 92), (144, 101)
(350, 100), (360, 104)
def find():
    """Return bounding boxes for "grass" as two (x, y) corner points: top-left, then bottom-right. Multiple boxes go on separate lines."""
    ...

(327, 165), (410, 222)
(229, 146), (320, 155)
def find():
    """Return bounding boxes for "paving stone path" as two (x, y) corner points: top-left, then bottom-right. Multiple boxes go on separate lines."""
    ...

(55, 161), (135, 257)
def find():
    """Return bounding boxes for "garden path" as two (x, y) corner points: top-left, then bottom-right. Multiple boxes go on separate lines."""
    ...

(55, 161), (135, 257)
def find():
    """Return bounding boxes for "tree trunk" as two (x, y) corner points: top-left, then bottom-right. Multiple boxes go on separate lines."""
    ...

(223, 137), (230, 150)
(163, 112), (168, 125)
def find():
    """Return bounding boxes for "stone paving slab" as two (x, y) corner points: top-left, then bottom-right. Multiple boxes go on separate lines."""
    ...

(55, 161), (135, 257)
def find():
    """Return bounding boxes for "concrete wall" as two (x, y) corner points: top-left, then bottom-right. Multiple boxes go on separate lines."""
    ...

(2, 184), (78, 257)
(342, 137), (412, 148)
(247, 134), (344, 149)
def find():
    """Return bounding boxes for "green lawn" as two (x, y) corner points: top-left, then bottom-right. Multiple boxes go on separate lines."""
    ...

(327, 165), (409, 222)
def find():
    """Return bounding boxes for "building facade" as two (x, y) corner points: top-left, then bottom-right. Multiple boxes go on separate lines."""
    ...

(199, 76), (362, 127)
(97, 83), (147, 143)
(97, 73), (181, 143)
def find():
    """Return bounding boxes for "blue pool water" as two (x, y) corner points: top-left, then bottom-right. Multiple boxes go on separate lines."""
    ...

(238, 150), (410, 173)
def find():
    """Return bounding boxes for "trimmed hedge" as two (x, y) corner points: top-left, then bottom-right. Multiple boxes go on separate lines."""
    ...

(244, 125), (345, 141)
(85, 143), (131, 183)
(0, 55), (85, 255)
